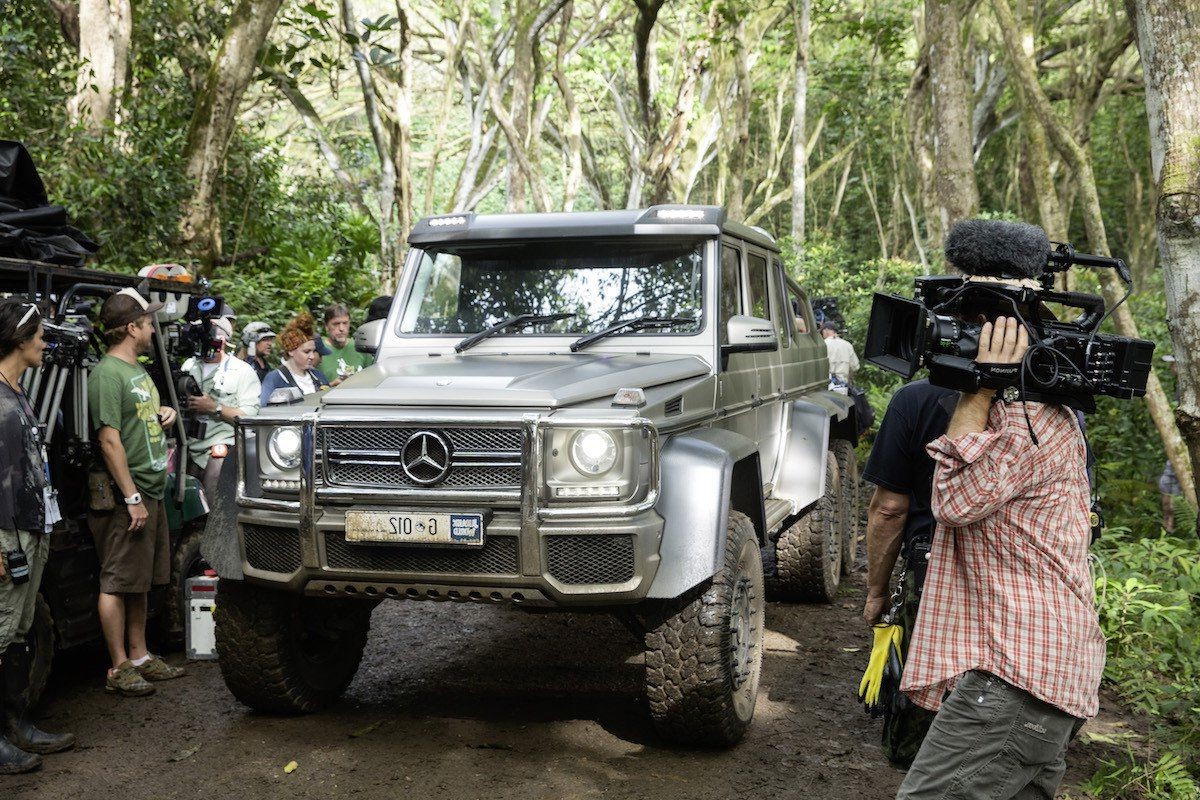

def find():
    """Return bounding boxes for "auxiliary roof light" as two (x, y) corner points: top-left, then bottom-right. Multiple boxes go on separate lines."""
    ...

(655, 209), (706, 221)
(428, 215), (468, 227)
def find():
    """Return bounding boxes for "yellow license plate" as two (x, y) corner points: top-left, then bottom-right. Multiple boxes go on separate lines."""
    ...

(344, 511), (485, 546)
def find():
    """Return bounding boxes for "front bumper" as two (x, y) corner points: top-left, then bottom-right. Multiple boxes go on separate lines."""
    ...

(235, 413), (663, 606)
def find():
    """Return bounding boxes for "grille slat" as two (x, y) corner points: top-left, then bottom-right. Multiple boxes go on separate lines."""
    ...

(323, 533), (519, 575)
(322, 426), (523, 491)
(243, 525), (302, 574)
(545, 535), (636, 585)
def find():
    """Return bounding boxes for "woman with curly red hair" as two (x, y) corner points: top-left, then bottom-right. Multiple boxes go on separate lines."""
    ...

(258, 312), (330, 406)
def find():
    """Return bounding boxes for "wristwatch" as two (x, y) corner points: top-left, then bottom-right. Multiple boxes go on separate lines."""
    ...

(124, 492), (142, 506)
(213, 403), (224, 418)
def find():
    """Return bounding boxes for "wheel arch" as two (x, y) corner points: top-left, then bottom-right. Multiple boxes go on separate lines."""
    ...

(646, 427), (762, 599)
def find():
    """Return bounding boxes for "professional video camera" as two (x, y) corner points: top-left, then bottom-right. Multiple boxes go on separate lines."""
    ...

(174, 283), (228, 363)
(864, 219), (1154, 412)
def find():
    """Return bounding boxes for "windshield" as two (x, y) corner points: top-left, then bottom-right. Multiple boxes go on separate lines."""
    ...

(398, 241), (705, 336)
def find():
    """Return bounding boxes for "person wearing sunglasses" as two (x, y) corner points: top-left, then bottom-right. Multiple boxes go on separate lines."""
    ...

(0, 299), (73, 773)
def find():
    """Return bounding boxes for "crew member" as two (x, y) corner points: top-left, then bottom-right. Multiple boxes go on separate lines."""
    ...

(321, 303), (373, 383)
(861, 377), (955, 767)
(238, 321), (276, 382)
(87, 289), (187, 697)
(0, 300), (73, 773)
(896, 317), (1103, 799)
(822, 321), (859, 387)
(260, 312), (330, 406)
(181, 317), (261, 504)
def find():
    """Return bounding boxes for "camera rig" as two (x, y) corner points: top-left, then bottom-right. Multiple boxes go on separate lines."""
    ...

(864, 243), (1154, 412)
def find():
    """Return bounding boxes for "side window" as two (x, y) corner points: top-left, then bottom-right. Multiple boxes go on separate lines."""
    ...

(773, 260), (791, 348)
(747, 252), (770, 320)
(786, 280), (819, 345)
(720, 245), (742, 344)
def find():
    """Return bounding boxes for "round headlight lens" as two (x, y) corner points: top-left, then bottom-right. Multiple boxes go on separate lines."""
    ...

(569, 429), (618, 476)
(267, 426), (303, 470)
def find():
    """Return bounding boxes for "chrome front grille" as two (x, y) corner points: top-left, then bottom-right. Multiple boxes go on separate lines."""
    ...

(321, 425), (523, 491)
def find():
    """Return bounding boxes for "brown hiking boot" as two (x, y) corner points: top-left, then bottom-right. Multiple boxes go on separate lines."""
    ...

(105, 662), (156, 697)
(134, 655), (186, 682)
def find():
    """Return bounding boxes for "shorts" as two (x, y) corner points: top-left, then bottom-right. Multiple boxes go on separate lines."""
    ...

(0, 528), (50, 652)
(88, 499), (171, 594)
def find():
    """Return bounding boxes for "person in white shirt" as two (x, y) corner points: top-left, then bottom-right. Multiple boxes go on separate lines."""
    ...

(181, 317), (261, 504)
(822, 321), (860, 387)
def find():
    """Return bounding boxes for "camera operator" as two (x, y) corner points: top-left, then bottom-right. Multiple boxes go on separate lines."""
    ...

(0, 299), (73, 773)
(181, 317), (261, 504)
(895, 316), (1103, 800)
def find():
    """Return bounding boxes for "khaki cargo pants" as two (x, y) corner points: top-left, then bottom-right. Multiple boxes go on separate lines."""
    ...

(896, 670), (1083, 800)
(0, 528), (50, 652)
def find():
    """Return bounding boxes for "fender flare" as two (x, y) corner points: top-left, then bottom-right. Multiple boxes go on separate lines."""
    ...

(201, 448), (245, 580)
(646, 427), (760, 599)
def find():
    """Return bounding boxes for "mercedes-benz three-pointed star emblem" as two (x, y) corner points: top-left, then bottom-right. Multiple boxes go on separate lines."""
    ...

(400, 430), (453, 486)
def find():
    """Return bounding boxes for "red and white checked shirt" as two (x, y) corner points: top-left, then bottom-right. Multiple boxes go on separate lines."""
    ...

(900, 399), (1105, 719)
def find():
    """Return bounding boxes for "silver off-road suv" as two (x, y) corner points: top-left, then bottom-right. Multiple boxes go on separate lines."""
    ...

(203, 205), (860, 746)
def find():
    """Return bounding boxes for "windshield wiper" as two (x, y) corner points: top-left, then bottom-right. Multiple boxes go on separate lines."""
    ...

(454, 312), (576, 353)
(569, 316), (695, 352)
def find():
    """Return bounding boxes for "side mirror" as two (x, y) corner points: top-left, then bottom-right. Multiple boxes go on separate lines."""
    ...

(354, 319), (383, 355)
(723, 314), (778, 355)
(267, 387), (303, 406)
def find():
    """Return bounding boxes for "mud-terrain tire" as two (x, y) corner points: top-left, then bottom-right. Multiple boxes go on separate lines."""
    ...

(165, 527), (207, 642)
(215, 580), (372, 713)
(774, 457), (842, 602)
(644, 510), (765, 747)
(25, 594), (54, 709)
(833, 440), (860, 577)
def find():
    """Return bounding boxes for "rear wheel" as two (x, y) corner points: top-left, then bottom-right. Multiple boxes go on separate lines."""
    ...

(166, 527), (207, 642)
(773, 457), (842, 602)
(644, 511), (764, 746)
(215, 581), (372, 713)
(833, 440), (860, 576)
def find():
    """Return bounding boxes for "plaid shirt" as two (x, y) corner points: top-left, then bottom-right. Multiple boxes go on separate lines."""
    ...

(900, 399), (1105, 719)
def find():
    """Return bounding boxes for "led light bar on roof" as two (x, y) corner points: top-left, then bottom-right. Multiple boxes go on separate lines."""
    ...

(428, 215), (468, 227)
(655, 209), (706, 221)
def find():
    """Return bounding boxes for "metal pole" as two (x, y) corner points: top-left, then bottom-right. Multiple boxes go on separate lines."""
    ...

(43, 366), (69, 445)
(37, 366), (62, 425)
(152, 316), (188, 505)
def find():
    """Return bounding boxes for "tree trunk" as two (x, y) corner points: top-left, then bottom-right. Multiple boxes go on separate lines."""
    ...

(993, 0), (1196, 508)
(390, 0), (415, 283)
(68, 0), (131, 134)
(178, 0), (286, 268)
(925, 0), (980, 241)
(790, 0), (810, 243)
(1132, 0), (1200, 511)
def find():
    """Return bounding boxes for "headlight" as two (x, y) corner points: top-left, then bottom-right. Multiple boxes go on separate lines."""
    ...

(267, 426), (302, 470)
(569, 429), (618, 476)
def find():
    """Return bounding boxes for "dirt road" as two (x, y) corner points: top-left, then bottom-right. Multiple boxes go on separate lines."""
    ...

(5, 574), (1120, 800)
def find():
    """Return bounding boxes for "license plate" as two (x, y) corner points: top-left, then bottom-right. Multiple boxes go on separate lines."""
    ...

(344, 511), (485, 546)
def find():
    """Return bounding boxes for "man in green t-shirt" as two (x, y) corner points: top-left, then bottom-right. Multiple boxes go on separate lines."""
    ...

(87, 289), (187, 697)
(321, 302), (373, 385)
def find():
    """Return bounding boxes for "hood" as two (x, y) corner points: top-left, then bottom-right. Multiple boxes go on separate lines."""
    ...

(322, 352), (711, 407)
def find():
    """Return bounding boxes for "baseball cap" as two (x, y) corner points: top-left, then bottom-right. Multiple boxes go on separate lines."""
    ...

(241, 321), (276, 347)
(211, 317), (233, 341)
(99, 288), (164, 331)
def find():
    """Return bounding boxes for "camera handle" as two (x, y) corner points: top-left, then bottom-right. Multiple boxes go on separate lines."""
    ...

(1035, 289), (1107, 332)
(1046, 242), (1132, 286)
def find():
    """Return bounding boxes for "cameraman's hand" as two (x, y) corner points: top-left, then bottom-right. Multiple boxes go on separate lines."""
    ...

(186, 394), (217, 415)
(159, 405), (178, 427)
(977, 316), (1029, 365)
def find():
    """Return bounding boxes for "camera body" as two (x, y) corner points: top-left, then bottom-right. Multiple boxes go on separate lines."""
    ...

(866, 265), (1154, 412)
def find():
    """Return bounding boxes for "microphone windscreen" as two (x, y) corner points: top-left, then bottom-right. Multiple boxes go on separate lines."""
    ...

(943, 219), (1049, 280)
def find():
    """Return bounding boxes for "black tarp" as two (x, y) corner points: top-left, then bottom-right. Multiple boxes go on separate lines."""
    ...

(0, 140), (99, 265)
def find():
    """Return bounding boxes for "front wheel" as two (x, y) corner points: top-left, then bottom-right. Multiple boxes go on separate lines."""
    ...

(215, 581), (372, 714)
(833, 440), (860, 577)
(643, 510), (765, 746)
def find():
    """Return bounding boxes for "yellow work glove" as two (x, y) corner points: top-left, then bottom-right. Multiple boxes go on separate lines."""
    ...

(858, 623), (904, 711)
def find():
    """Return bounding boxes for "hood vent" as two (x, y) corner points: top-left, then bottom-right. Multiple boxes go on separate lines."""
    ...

(664, 396), (683, 416)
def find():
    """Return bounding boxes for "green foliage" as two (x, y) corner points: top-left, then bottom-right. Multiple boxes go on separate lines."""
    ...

(1091, 529), (1200, 793)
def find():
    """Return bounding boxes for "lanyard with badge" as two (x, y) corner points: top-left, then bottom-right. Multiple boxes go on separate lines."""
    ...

(13, 389), (64, 534)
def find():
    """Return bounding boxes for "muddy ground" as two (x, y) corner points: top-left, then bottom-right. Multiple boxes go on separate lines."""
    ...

(4, 569), (1129, 800)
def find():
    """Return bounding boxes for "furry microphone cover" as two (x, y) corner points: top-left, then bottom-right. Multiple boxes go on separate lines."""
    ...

(943, 219), (1050, 280)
